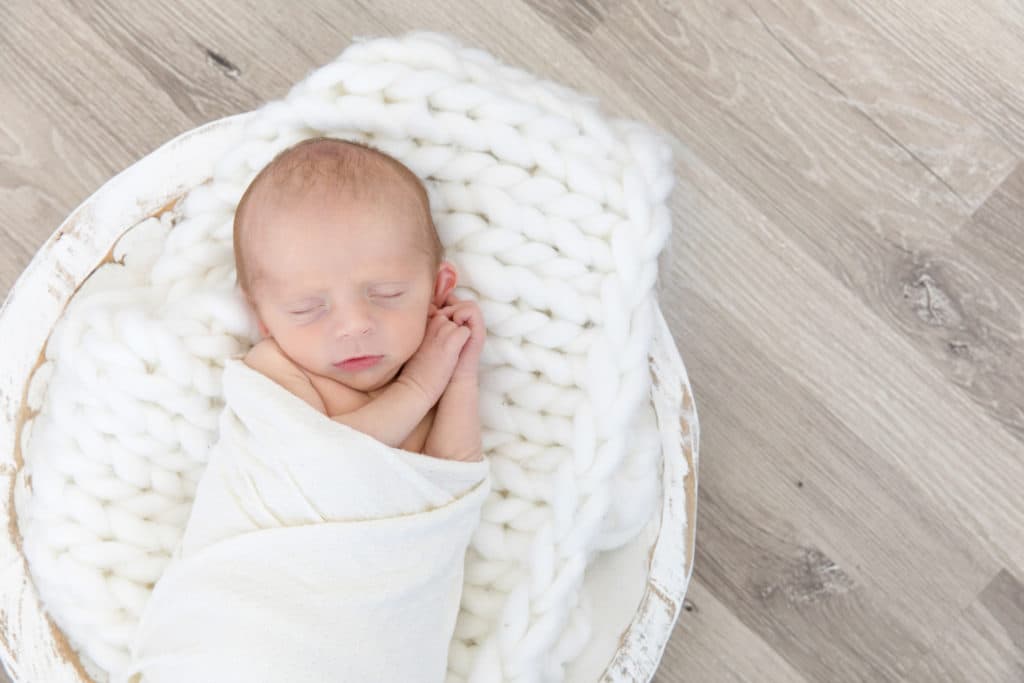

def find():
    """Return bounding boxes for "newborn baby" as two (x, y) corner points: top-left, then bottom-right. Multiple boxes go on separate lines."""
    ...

(232, 136), (484, 462)
(122, 137), (489, 682)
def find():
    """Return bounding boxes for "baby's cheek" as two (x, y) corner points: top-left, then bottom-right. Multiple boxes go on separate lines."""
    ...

(292, 323), (325, 354)
(397, 317), (426, 352)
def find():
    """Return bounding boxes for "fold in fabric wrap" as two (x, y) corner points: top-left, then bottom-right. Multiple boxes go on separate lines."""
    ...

(113, 358), (491, 683)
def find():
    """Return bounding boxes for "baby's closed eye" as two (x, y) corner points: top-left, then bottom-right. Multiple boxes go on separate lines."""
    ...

(290, 293), (403, 316)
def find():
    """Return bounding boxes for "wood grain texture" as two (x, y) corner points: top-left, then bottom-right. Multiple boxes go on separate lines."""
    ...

(904, 569), (1024, 682)
(854, 1), (1024, 158)
(740, 0), (1017, 210)
(2, 0), (1023, 681)
(944, 164), (1024, 442)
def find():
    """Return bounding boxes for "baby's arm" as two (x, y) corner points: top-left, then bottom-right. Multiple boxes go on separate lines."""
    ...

(330, 380), (432, 449)
(423, 378), (482, 462)
(423, 293), (485, 462)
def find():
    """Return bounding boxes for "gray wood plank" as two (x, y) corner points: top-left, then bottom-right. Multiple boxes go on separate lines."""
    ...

(661, 274), (996, 680)
(940, 165), (1024, 443)
(853, 1), (1024, 157)
(978, 569), (1024, 654)
(741, 0), (1016, 210)
(904, 569), (1024, 682)
(668, 133), (1024, 563)
(520, 0), (613, 42)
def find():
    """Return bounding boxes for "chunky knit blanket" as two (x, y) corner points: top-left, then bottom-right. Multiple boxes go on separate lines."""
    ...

(16, 31), (673, 683)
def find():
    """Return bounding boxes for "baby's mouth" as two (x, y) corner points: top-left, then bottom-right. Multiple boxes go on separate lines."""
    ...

(334, 355), (384, 371)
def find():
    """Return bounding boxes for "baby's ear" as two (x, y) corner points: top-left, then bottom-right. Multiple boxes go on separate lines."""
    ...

(433, 261), (458, 305)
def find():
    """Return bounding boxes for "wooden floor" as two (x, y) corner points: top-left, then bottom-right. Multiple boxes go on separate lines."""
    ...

(2, 1), (1022, 681)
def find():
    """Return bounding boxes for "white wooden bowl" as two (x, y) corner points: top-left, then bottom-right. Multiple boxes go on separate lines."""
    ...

(0, 114), (699, 682)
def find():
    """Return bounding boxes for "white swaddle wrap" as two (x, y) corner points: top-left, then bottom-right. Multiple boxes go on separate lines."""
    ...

(112, 358), (491, 683)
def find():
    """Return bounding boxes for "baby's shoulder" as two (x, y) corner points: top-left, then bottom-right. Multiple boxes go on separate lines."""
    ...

(242, 339), (327, 414)
(242, 338), (290, 373)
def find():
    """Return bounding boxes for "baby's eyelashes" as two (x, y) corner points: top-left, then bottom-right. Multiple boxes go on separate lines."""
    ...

(289, 293), (404, 316)
(290, 303), (325, 315)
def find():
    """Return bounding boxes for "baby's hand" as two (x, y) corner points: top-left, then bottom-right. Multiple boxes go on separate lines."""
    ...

(436, 293), (486, 383)
(398, 310), (471, 405)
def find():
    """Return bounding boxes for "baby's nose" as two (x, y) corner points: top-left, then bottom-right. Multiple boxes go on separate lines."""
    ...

(334, 310), (374, 337)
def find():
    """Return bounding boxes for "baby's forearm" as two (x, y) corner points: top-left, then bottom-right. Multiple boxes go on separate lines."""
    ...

(424, 378), (482, 462)
(330, 379), (432, 448)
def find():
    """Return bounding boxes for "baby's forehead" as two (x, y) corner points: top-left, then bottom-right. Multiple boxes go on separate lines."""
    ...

(254, 197), (429, 260)
(251, 192), (430, 266)
(258, 167), (425, 228)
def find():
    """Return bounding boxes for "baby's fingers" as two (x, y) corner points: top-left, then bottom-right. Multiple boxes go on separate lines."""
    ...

(439, 302), (475, 324)
(459, 305), (484, 331)
(446, 324), (471, 350)
(426, 313), (447, 334)
(448, 305), (469, 324)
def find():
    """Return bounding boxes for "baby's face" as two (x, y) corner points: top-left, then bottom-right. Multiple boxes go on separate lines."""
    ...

(247, 190), (438, 393)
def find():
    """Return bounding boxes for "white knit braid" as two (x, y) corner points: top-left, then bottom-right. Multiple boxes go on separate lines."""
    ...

(15, 31), (673, 683)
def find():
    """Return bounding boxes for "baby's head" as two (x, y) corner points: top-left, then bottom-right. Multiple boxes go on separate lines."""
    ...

(233, 136), (457, 392)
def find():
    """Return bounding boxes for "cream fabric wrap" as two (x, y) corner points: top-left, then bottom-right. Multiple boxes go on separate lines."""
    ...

(111, 358), (491, 683)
